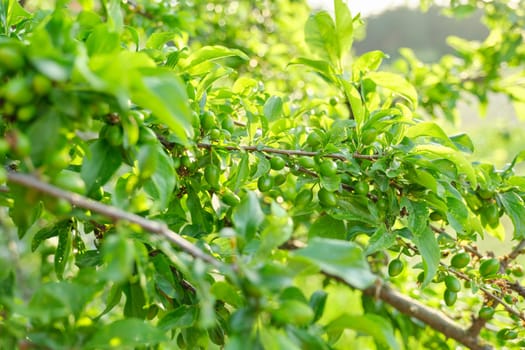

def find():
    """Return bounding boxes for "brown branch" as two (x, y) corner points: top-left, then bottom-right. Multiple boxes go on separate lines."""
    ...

(362, 283), (492, 350)
(196, 142), (380, 160)
(6, 172), (222, 268)
(501, 239), (525, 269)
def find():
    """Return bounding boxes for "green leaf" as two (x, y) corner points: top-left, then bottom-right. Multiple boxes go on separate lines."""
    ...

(131, 70), (194, 145)
(366, 71), (418, 107)
(233, 191), (264, 242)
(27, 111), (64, 167)
(143, 145), (176, 211)
(180, 45), (249, 74)
(450, 133), (474, 154)
(287, 57), (336, 83)
(211, 281), (243, 307)
(365, 225), (396, 255)
(158, 305), (198, 331)
(304, 11), (338, 67)
(28, 281), (98, 322)
(123, 280), (147, 319)
(308, 215), (345, 239)
(294, 237), (375, 289)
(412, 227), (440, 288)
(352, 51), (386, 78)
(411, 144), (477, 188)
(498, 191), (525, 239)
(340, 79), (365, 125)
(104, 0), (123, 31)
(55, 223), (72, 280)
(32, 220), (71, 252)
(81, 140), (123, 195)
(405, 121), (457, 149)
(101, 233), (135, 283)
(264, 96), (283, 122)
(325, 314), (400, 350)
(145, 32), (175, 50)
(85, 318), (167, 349)
(334, 0), (353, 61)
(86, 24), (120, 56)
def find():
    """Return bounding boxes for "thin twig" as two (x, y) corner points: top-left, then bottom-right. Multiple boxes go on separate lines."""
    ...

(196, 143), (380, 160)
(6, 172), (222, 268)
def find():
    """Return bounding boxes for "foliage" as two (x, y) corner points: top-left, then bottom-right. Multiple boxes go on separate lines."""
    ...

(1, 0), (525, 349)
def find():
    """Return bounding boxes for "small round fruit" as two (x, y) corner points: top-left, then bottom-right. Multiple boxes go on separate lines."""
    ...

(32, 74), (52, 95)
(4, 78), (33, 105)
(201, 111), (216, 130)
(361, 128), (377, 145)
(54, 170), (86, 194)
(429, 211), (444, 221)
(204, 164), (220, 188)
(221, 117), (235, 133)
(444, 276), (461, 292)
(478, 188), (493, 200)
(319, 159), (337, 177)
(0, 46), (24, 71)
(478, 306), (495, 320)
(329, 97), (338, 106)
(270, 156), (286, 171)
(221, 190), (240, 206)
(306, 131), (323, 147)
(16, 105), (36, 122)
(388, 259), (404, 277)
(273, 173), (286, 186)
(482, 204), (499, 228)
(511, 265), (524, 277)
(298, 157), (316, 169)
(209, 128), (221, 140)
(479, 258), (500, 278)
(138, 127), (158, 144)
(444, 290), (457, 306)
(104, 125), (124, 147)
(257, 175), (273, 192)
(295, 189), (313, 205)
(450, 252), (470, 269)
(354, 181), (369, 195)
(497, 328), (518, 340)
(13, 131), (30, 157)
(318, 188), (337, 207)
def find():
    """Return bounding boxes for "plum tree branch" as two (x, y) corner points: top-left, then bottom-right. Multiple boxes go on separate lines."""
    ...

(196, 142), (380, 160)
(6, 172), (222, 268)
(362, 284), (493, 350)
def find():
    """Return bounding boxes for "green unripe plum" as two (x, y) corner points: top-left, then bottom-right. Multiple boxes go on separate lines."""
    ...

(319, 159), (337, 177)
(478, 306), (495, 320)
(257, 175), (273, 192)
(298, 157), (316, 169)
(306, 131), (323, 147)
(295, 189), (313, 205)
(354, 181), (370, 195)
(450, 252), (470, 269)
(4, 78), (33, 105)
(273, 173), (286, 186)
(318, 188), (337, 207)
(204, 164), (220, 189)
(270, 156), (286, 170)
(444, 290), (457, 306)
(479, 258), (500, 278)
(0, 46), (24, 71)
(388, 259), (404, 277)
(444, 275), (461, 292)
(32, 74), (52, 95)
